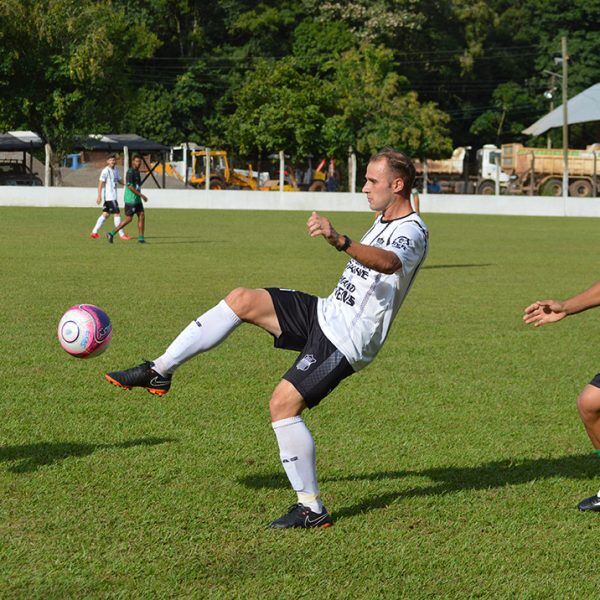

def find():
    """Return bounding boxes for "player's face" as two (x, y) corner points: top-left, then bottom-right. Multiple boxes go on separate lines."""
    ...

(362, 159), (405, 212)
(107, 157), (116, 168)
(132, 157), (141, 169)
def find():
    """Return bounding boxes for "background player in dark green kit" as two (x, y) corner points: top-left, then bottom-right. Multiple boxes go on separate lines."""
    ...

(107, 155), (148, 244)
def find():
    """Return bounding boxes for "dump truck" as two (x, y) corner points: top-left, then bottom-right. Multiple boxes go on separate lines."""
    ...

(501, 143), (600, 197)
(414, 145), (510, 194)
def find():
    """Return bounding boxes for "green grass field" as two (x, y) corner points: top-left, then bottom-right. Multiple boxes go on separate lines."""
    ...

(2, 206), (600, 598)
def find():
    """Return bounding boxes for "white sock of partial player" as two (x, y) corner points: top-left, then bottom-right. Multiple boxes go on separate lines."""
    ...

(114, 215), (125, 237)
(272, 416), (323, 513)
(92, 214), (106, 233)
(152, 300), (242, 376)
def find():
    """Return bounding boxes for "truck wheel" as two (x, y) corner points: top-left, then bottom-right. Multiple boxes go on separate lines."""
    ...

(477, 181), (495, 195)
(540, 178), (562, 196)
(209, 178), (226, 190)
(569, 179), (593, 197)
(309, 180), (326, 192)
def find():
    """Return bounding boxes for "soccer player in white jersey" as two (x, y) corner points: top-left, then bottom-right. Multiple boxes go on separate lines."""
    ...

(90, 155), (132, 240)
(105, 148), (429, 528)
(524, 281), (600, 512)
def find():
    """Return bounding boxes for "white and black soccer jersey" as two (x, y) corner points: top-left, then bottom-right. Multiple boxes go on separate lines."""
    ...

(317, 213), (428, 371)
(99, 166), (120, 202)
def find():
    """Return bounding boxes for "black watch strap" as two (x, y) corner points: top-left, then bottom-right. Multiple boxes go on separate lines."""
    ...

(337, 235), (352, 252)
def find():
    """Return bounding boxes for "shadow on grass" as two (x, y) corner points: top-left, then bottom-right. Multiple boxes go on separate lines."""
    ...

(239, 454), (598, 519)
(422, 263), (494, 270)
(0, 437), (175, 474)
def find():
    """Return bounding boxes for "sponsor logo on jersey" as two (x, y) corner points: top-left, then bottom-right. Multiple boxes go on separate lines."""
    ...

(346, 259), (369, 279)
(391, 235), (411, 250)
(297, 354), (317, 371)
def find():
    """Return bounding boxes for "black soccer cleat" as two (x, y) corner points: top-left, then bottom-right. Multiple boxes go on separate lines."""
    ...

(578, 493), (600, 512)
(268, 503), (333, 529)
(106, 232), (114, 244)
(105, 361), (171, 396)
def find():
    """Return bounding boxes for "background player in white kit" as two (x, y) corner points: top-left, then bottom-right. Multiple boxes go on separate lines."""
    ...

(90, 155), (132, 240)
(105, 148), (429, 528)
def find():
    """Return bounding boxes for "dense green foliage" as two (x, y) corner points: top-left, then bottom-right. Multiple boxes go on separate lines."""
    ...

(2, 207), (600, 596)
(0, 0), (598, 162)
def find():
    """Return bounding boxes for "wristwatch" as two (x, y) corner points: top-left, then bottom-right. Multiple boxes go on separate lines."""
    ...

(337, 235), (352, 252)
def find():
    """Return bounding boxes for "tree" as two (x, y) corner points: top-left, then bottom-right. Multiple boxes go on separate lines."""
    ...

(325, 45), (452, 158)
(0, 0), (159, 182)
(223, 58), (331, 160)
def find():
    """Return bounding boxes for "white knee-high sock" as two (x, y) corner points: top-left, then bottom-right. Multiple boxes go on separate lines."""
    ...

(272, 416), (323, 513)
(153, 300), (242, 375)
(92, 214), (106, 233)
(114, 215), (126, 237)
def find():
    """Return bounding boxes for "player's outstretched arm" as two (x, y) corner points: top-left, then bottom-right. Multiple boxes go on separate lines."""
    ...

(523, 280), (600, 327)
(97, 180), (103, 205)
(306, 211), (401, 274)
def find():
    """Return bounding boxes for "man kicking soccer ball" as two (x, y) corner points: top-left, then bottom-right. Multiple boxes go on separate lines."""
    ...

(105, 148), (429, 528)
(524, 280), (600, 511)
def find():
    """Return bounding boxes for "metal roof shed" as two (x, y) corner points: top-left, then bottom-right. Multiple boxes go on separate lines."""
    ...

(74, 134), (170, 188)
(523, 83), (600, 136)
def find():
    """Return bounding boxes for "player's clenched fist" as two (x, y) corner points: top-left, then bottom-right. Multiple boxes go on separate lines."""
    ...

(307, 211), (340, 247)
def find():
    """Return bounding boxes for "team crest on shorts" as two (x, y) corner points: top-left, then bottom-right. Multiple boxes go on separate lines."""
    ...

(297, 354), (317, 371)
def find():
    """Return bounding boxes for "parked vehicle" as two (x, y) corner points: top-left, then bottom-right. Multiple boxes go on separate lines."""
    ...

(414, 145), (510, 194)
(501, 143), (600, 197)
(0, 160), (43, 186)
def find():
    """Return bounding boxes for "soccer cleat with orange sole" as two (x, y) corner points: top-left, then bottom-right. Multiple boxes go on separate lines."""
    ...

(105, 361), (171, 396)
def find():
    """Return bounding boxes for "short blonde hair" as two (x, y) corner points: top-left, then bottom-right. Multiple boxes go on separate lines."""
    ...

(371, 148), (416, 195)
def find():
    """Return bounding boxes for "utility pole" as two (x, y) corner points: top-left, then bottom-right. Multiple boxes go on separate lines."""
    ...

(561, 36), (569, 199)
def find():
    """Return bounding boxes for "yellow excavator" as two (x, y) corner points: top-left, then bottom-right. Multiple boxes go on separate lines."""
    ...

(162, 146), (329, 191)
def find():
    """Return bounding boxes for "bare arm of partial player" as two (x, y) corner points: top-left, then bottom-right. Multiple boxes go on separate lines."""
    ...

(523, 280), (600, 327)
(307, 211), (401, 275)
(97, 179), (104, 205)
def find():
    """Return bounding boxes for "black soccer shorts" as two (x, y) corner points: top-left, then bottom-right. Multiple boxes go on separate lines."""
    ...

(102, 200), (120, 214)
(125, 203), (144, 217)
(265, 288), (355, 408)
(590, 373), (600, 389)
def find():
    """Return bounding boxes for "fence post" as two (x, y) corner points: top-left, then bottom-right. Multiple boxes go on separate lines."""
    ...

(44, 144), (51, 187)
(205, 147), (210, 191)
(183, 143), (188, 188)
(279, 150), (284, 193)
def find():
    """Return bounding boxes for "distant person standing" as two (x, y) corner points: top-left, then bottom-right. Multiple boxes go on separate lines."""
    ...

(107, 155), (148, 244)
(427, 177), (441, 194)
(90, 155), (131, 240)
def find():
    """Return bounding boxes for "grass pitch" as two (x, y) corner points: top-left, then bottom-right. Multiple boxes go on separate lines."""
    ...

(1, 206), (600, 598)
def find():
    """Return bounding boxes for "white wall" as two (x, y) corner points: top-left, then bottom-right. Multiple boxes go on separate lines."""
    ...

(2, 186), (600, 217)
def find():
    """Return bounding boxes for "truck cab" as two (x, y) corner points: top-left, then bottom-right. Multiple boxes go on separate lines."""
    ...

(476, 145), (510, 194)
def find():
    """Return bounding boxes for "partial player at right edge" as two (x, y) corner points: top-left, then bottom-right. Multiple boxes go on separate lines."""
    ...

(524, 280), (600, 511)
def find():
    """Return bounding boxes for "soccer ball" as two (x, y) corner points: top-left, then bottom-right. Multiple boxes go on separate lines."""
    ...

(57, 304), (112, 358)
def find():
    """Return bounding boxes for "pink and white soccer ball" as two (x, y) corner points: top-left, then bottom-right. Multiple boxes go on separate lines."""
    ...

(57, 304), (112, 358)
